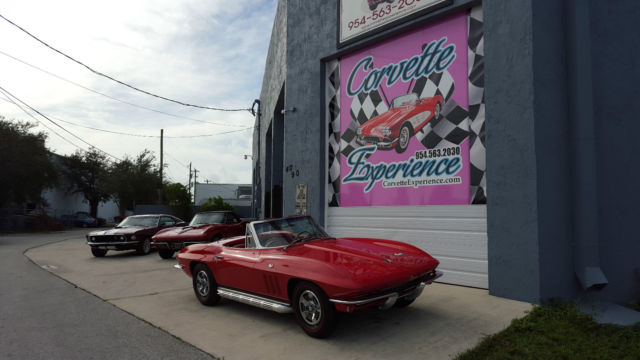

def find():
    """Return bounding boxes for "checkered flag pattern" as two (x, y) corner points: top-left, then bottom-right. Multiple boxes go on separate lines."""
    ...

(326, 60), (341, 206)
(468, 5), (486, 204)
(412, 70), (455, 103)
(415, 99), (469, 148)
(340, 89), (388, 158)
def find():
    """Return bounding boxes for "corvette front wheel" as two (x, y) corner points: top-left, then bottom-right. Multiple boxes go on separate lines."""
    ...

(293, 282), (336, 338)
(192, 263), (220, 306)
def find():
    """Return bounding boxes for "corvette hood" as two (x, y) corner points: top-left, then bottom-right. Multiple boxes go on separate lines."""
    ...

(359, 107), (414, 135)
(153, 224), (215, 239)
(289, 237), (439, 285)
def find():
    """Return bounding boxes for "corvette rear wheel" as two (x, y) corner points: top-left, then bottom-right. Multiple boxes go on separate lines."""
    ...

(293, 282), (336, 338)
(158, 249), (175, 259)
(192, 263), (220, 306)
(136, 238), (151, 255)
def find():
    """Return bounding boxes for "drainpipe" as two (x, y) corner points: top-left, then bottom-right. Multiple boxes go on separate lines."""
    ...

(566, 0), (607, 291)
(251, 99), (262, 219)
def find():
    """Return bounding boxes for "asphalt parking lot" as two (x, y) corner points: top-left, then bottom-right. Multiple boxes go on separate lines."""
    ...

(26, 233), (531, 360)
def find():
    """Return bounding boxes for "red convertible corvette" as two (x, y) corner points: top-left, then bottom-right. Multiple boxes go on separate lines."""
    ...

(152, 211), (247, 259)
(357, 93), (444, 153)
(175, 215), (442, 338)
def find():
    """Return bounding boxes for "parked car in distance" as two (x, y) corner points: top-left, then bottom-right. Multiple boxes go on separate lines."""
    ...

(356, 93), (444, 153)
(61, 212), (101, 228)
(86, 214), (185, 257)
(152, 211), (247, 259)
(175, 215), (442, 338)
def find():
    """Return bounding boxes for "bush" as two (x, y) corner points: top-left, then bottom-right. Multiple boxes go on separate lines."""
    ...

(200, 196), (234, 212)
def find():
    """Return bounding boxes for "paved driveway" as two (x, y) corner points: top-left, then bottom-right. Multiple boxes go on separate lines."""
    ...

(26, 234), (531, 360)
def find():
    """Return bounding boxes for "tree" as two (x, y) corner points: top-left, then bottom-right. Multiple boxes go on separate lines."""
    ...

(0, 116), (57, 207)
(163, 183), (191, 219)
(108, 150), (160, 216)
(62, 148), (111, 217)
(200, 196), (235, 212)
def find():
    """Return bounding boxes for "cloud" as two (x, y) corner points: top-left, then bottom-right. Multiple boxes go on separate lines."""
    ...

(0, 0), (276, 185)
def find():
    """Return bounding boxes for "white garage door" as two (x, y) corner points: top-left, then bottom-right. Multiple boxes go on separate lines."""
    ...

(325, 205), (488, 289)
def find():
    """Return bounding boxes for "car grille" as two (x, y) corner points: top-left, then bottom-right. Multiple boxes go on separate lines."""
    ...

(91, 235), (124, 242)
(363, 136), (379, 144)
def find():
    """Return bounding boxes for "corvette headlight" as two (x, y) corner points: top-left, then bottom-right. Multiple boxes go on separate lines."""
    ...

(380, 126), (391, 136)
(357, 128), (363, 135)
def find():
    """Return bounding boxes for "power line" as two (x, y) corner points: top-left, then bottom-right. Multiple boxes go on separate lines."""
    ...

(0, 91), (86, 151)
(164, 152), (189, 169)
(0, 85), (121, 161)
(50, 115), (254, 138)
(0, 13), (251, 113)
(0, 49), (249, 128)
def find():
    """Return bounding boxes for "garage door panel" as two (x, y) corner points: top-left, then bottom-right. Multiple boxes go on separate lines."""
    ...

(326, 205), (488, 288)
(328, 217), (487, 232)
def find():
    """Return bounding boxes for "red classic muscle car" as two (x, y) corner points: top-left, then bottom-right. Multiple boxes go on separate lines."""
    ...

(86, 214), (185, 257)
(356, 93), (444, 153)
(152, 211), (247, 259)
(175, 215), (442, 338)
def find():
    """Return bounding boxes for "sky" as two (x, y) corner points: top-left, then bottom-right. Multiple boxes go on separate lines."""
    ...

(0, 0), (277, 186)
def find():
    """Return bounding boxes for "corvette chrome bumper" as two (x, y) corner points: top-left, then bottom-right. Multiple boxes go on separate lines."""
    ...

(330, 271), (443, 308)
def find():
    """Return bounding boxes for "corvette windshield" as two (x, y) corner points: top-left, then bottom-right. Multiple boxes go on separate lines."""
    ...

(190, 212), (225, 226)
(253, 216), (329, 248)
(118, 216), (159, 228)
(391, 93), (418, 108)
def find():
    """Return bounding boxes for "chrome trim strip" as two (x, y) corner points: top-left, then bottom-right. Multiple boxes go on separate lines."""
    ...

(217, 286), (293, 314)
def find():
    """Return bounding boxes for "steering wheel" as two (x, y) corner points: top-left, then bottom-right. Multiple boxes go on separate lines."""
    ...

(296, 231), (311, 240)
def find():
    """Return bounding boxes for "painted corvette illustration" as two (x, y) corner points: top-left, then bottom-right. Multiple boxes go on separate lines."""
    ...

(368, 0), (395, 11)
(175, 215), (442, 338)
(356, 93), (444, 153)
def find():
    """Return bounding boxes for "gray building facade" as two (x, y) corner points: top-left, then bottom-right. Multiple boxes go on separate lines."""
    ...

(252, 0), (640, 305)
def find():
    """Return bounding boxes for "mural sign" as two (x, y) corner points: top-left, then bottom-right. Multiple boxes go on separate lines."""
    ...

(339, 12), (469, 206)
(339, 0), (452, 45)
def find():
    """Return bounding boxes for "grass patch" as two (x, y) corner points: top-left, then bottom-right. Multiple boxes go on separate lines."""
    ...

(456, 303), (640, 360)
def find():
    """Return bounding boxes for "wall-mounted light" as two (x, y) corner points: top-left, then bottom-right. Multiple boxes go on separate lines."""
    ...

(244, 154), (253, 160)
(281, 107), (296, 115)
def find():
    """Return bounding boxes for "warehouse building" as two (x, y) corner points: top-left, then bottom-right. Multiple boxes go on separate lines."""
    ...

(251, 0), (640, 306)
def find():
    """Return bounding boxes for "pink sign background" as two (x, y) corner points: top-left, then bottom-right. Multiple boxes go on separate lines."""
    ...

(339, 13), (469, 207)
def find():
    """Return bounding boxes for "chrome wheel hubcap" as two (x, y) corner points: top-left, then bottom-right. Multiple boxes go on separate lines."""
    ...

(299, 290), (322, 326)
(143, 239), (150, 253)
(196, 271), (210, 297)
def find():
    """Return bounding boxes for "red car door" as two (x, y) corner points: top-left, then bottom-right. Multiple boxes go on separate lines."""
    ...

(212, 246), (263, 292)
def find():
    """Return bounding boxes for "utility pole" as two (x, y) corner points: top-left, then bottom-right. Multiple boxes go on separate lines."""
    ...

(159, 129), (164, 204)
(193, 168), (199, 205)
(188, 162), (192, 203)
